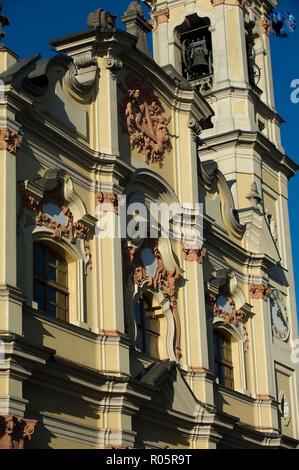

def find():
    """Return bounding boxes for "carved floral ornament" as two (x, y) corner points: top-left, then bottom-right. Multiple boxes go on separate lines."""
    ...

(249, 283), (271, 301)
(96, 192), (120, 215)
(119, 74), (171, 168)
(206, 283), (249, 349)
(182, 245), (207, 264)
(0, 415), (37, 449)
(19, 182), (92, 269)
(261, 18), (272, 36)
(149, 8), (170, 31)
(0, 128), (22, 155)
(122, 238), (181, 361)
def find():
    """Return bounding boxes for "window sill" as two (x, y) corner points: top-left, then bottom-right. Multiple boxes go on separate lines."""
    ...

(23, 304), (99, 341)
(215, 383), (255, 403)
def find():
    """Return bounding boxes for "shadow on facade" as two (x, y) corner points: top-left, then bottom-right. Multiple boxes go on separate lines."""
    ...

(132, 361), (192, 448)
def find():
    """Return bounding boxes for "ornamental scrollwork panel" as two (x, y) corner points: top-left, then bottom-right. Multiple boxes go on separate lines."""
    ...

(119, 74), (171, 168)
(122, 238), (181, 360)
(206, 283), (250, 349)
(19, 181), (92, 269)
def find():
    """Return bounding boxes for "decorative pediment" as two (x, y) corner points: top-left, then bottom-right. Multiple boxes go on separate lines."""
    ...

(206, 270), (252, 349)
(0, 53), (98, 112)
(119, 74), (171, 168)
(18, 169), (97, 269)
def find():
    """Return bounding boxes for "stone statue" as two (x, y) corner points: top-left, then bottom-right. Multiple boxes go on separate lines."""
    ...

(0, 3), (9, 41)
(87, 8), (117, 31)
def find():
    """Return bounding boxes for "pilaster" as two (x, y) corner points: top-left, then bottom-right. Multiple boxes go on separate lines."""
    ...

(0, 130), (23, 336)
(151, 7), (170, 67)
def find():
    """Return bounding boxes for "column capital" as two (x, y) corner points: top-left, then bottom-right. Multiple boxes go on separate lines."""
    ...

(249, 283), (271, 301)
(0, 129), (22, 155)
(153, 8), (169, 24)
(0, 415), (37, 449)
(182, 245), (207, 264)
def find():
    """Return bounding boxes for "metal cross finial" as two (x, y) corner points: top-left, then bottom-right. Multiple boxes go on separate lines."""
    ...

(0, 2), (9, 41)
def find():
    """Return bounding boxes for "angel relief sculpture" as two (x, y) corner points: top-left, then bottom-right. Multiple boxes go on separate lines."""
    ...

(119, 74), (171, 168)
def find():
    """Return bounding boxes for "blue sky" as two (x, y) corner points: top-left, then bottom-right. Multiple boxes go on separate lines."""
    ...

(3, 1), (299, 315)
(270, 1), (299, 317)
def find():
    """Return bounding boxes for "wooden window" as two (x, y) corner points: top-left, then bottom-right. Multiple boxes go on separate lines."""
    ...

(34, 243), (69, 321)
(213, 330), (234, 390)
(135, 293), (160, 357)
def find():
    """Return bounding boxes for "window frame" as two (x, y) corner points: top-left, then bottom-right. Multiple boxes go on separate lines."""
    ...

(33, 242), (70, 322)
(135, 294), (160, 357)
(213, 329), (234, 390)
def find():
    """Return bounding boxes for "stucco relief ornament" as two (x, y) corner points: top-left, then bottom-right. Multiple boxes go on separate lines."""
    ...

(96, 192), (120, 215)
(0, 128), (22, 155)
(122, 239), (181, 360)
(119, 74), (171, 168)
(261, 18), (272, 36)
(0, 415), (37, 449)
(206, 284), (249, 349)
(20, 183), (92, 269)
(182, 245), (207, 264)
(249, 283), (271, 301)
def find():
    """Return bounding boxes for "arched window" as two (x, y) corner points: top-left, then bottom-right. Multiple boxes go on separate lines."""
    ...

(34, 243), (69, 321)
(135, 292), (161, 358)
(213, 330), (234, 390)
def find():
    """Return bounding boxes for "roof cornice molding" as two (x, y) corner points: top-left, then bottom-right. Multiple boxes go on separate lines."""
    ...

(200, 130), (299, 179)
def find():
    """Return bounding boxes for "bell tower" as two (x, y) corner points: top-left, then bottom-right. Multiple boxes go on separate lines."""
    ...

(144, 0), (299, 444)
(147, 0), (279, 140)
(145, 0), (293, 238)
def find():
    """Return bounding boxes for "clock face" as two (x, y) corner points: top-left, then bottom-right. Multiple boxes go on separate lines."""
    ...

(269, 290), (290, 342)
(279, 391), (291, 427)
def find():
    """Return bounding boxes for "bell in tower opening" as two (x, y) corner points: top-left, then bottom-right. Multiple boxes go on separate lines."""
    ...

(177, 15), (213, 94)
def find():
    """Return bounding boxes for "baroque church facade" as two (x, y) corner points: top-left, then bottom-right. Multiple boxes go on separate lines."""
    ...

(0, 0), (298, 449)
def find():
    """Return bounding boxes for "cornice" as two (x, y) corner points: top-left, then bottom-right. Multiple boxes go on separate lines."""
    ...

(35, 413), (100, 448)
(211, 0), (246, 7)
(9, 115), (132, 196)
(26, 27), (214, 127)
(200, 130), (298, 179)
(51, 28), (213, 124)
(121, 390), (210, 429)
(203, 216), (278, 272)
(0, 333), (54, 380)
(205, 84), (284, 124)
(5, 94), (98, 162)
(20, 133), (135, 196)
